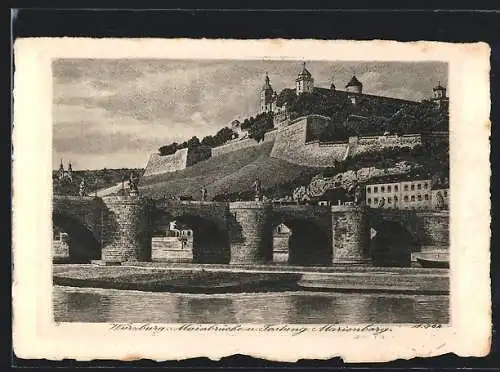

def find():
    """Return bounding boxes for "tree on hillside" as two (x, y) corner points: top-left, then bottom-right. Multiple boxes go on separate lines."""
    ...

(187, 136), (201, 148)
(158, 142), (178, 156)
(214, 127), (237, 147)
(247, 112), (274, 142)
(276, 88), (297, 108)
(386, 100), (449, 134)
(201, 135), (216, 147)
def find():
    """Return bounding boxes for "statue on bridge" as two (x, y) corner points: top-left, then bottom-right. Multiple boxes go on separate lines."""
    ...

(128, 172), (139, 196)
(433, 191), (445, 210)
(79, 178), (88, 197)
(347, 182), (363, 205)
(252, 177), (263, 201)
(200, 186), (207, 201)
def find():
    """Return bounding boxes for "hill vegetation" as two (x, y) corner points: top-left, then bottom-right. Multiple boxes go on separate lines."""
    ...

(156, 87), (448, 159)
(276, 89), (449, 140)
(140, 141), (321, 201)
(140, 136), (448, 202)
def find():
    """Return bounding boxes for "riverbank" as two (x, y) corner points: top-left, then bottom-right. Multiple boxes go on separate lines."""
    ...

(53, 263), (448, 295)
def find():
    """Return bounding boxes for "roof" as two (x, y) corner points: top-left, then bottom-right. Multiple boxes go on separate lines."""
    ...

(313, 87), (419, 118)
(346, 75), (363, 88)
(366, 172), (432, 185)
(262, 74), (272, 90)
(433, 82), (446, 91)
(296, 63), (313, 80)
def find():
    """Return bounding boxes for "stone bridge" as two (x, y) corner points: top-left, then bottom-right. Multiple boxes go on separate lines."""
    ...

(52, 195), (449, 267)
(366, 208), (449, 266)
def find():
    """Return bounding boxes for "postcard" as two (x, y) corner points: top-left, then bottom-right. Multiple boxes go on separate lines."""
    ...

(12, 38), (491, 362)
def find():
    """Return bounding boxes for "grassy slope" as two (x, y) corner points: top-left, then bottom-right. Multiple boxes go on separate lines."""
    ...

(140, 141), (320, 200)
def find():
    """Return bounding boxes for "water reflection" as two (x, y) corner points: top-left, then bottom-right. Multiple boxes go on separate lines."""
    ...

(53, 286), (449, 324)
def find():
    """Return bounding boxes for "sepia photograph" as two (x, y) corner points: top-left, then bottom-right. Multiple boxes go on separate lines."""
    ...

(12, 38), (491, 362)
(51, 59), (450, 324)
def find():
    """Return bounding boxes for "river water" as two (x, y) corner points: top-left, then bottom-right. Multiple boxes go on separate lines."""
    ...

(53, 286), (449, 324)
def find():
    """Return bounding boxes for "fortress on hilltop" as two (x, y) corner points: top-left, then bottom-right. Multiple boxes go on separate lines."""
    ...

(143, 63), (449, 177)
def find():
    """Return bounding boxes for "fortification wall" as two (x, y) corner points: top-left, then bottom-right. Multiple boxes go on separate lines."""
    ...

(350, 134), (422, 156)
(271, 116), (425, 167)
(143, 148), (189, 177)
(270, 117), (349, 167)
(210, 129), (277, 158)
(211, 138), (259, 157)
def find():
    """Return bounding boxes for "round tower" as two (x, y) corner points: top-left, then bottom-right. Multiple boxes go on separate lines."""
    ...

(229, 201), (273, 264)
(101, 195), (151, 263)
(331, 205), (370, 264)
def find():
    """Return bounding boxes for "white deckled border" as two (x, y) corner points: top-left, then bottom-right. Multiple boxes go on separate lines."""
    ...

(12, 38), (491, 362)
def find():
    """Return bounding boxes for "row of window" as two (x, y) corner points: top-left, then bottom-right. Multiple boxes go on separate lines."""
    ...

(367, 193), (430, 205)
(366, 182), (429, 194)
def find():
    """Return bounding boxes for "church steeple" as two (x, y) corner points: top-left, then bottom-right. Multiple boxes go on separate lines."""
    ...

(330, 75), (336, 91)
(260, 72), (275, 114)
(431, 81), (448, 109)
(57, 159), (65, 180)
(295, 62), (314, 95)
(263, 72), (271, 90)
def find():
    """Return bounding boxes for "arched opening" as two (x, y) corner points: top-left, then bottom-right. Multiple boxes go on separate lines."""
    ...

(52, 213), (100, 263)
(150, 209), (230, 264)
(274, 219), (331, 266)
(176, 215), (230, 264)
(370, 220), (418, 267)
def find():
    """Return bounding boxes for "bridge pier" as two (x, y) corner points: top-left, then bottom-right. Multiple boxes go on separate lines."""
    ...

(101, 196), (151, 263)
(229, 201), (273, 264)
(331, 205), (370, 264)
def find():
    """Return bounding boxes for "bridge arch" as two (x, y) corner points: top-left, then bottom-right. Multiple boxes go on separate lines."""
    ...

(52, 212), (101, 263)
(370, 219), (418, 267)
(150, 205), (230, 264)
(274, 218), (331, 266)
(272, 205), (332, 266)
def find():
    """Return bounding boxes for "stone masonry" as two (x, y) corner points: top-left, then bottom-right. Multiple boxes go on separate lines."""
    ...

(229, 201), (274, 264)
(331, 205), (371, 264)
(53, 196), (449, 266)
(101, 195), (151, 263)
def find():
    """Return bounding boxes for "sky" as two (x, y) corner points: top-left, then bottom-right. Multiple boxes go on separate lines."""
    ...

(52, 59), (447, 170)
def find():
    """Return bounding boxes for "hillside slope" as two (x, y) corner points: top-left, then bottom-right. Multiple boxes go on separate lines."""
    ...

(139, 141), (321, 200)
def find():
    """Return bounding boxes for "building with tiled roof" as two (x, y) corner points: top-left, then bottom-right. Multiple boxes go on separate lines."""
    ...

(296, 62), (315, 94)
